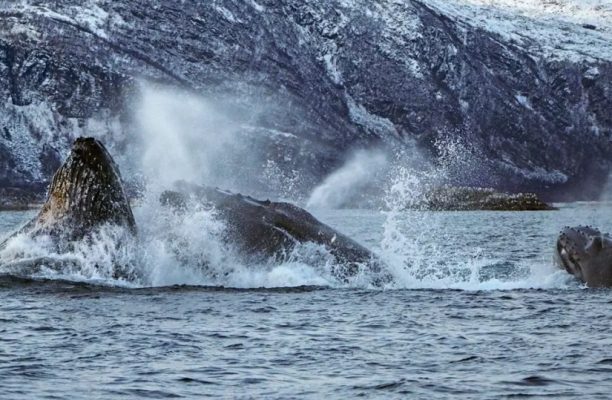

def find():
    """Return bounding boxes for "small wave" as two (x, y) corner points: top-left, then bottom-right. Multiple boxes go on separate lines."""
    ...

(0, 273), (329, 294)
(504, 375), (558, 387)
(353, 378), (407, 391)
(176, 377), (217, 385)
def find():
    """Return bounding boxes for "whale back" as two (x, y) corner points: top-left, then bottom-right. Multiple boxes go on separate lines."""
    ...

(160, 181), (389, 284)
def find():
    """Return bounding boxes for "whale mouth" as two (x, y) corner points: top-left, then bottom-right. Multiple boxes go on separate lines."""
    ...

(554, 226), (612, 287)
(554, 226), (597, 281)
(555, 241), (583, 279)
(0, 137), (133, 240)
(38, 137), (136, 236)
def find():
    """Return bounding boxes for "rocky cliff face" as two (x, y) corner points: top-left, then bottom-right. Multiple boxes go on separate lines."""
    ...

(1, 0), (611, 201)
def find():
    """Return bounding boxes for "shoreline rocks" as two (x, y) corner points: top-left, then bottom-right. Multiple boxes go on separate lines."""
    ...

(418, 186), (556, 211)
(0, 187), (44, 211)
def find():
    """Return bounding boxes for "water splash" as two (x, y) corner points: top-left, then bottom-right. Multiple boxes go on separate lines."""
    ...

(0, 174), (571, 291)
(377, 163), (570, 291)
(0, 224), (139, 287)
(0, 87), (571, 291)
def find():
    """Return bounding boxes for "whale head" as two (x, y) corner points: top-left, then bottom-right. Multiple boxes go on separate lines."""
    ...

(0, 137), (137, 279)
(31, 137), (136, 240)
(554, 226), (612, 288)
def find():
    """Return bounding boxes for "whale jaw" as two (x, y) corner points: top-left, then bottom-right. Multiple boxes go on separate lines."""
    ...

(555, 226), (612, 288)
(35, 137), (136, 239)
(1, 137), (136, 248)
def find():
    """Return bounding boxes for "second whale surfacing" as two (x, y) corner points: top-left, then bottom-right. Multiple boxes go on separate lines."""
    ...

(554, 226), (612, 288)
(0, 137), (136, 277)
(160, 181), (391, 284)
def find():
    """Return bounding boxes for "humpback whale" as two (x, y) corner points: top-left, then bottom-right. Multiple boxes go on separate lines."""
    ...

(0, 138), (136, 276)
(1, 137), (389, 285)
(554, 226), (612, 288)
(161, 181), (390, 284)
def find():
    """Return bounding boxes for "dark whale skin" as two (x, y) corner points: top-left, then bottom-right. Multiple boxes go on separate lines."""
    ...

(161, 181), (390, 284)
(1, 137), (135, 249)
(555, 226), (612, 288)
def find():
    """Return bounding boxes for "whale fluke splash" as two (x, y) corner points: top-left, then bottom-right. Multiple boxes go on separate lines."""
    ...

(554, 226), (612, 288)
(0, 138), (136, 277)
(161, 181), (391, 285)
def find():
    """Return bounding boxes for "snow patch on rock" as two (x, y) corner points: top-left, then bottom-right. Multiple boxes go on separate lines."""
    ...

(423, 0), (612, 61)
(346, 94), (399, 138)
(4, 1), (125, 39)
(498, 160), (569, 184)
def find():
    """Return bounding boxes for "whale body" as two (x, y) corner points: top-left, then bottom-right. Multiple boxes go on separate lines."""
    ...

(161, 181), (390, 284)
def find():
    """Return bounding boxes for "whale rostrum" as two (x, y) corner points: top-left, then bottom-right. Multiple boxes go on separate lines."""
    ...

(160, 181), (389, 283)
(1, 137), (136, 250)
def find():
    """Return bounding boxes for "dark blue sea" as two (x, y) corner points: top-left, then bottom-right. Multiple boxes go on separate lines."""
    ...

(1, 203), (612, 399)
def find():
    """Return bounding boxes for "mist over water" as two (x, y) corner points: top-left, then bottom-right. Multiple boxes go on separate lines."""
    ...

(135, 84), (249, 192)
(306, 149), (389, 209)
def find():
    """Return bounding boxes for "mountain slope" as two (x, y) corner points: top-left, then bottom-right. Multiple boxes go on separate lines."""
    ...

(1, 0), (611, 200)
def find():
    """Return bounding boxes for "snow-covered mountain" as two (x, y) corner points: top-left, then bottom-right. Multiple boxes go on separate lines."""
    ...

(427, 0), (612, 61)
(1, 0), (611, 200)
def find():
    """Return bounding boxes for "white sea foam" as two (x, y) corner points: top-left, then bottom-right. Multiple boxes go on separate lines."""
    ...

(0, 196), (572, 290)
(0, 165), (572, 291)
(373, 153), (572, 291)
(0, 224), (139, 287)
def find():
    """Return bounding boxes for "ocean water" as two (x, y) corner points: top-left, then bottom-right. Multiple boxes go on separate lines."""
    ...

(1, 203), (612, 399)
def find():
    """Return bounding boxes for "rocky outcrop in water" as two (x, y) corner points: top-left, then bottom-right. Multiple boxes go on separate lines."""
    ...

(1, 1), (611, 200)
(421, 186), (555, 211)
(0, 187), (43, 211)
